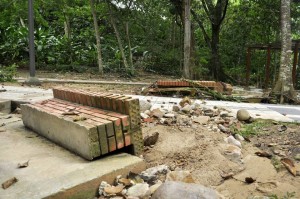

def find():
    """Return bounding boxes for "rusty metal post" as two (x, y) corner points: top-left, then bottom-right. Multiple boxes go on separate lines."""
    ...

(264, 46), (271, 89)
(245, 47), (251, 89)
(292, 42), (299, 88)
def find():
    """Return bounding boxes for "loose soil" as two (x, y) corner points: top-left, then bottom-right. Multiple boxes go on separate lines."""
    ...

(4, 70), (300, 198)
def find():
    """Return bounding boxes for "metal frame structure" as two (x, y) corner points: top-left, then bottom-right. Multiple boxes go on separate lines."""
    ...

(245, 40), (300, 89)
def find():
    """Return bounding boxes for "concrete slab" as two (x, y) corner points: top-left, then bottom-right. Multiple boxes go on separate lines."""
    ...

(0, 99), (11, 114)
(0, 85), (53, 104)
(0, 117), (146, 199)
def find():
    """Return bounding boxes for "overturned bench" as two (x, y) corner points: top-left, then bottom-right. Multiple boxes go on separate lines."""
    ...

(21, 88), (143, 160)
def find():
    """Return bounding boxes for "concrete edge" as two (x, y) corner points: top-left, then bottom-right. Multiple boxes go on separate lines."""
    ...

(45, 158), (146, 199)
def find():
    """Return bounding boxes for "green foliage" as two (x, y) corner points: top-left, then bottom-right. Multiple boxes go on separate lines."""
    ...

(233, 119), (273, 137)
(0, 64), (18, 82)
(269, 192), (296, 199)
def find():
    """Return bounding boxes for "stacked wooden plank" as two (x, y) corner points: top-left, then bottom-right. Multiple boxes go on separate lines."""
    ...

(21, 88), (143, 160)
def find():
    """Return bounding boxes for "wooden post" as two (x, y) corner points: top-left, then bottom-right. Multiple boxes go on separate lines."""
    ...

(246, 47), (251, 89)
(292, 41), (299, 88)
(264, 46), (271, 89)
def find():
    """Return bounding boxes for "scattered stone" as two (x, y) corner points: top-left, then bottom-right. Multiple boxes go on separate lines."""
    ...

(220, 111), (228, 117)
(166, 170), (195, 183)
(164, 113), (175, 118)
(218, 124), (229, 133)
(181, 104), (191, 113)
(118, 178), (133, 187)
(220, 172), (234, 180)
(151, 181), (220, 199)
(278, 125), (287, 132)
(234, 134), (244, 141)
(152, 109), (164, 119)
(144, 132), (159, 146)
(192, 116), (210, 125)
(149, 181), (163, 195)
(99, 181), (111, 196)
(141, 165), (169, 182)
(2, 177), (18, 189)
(104, 185), (124, 195)
(172, 105), (180, 112)
(225, 136), (242, 148)
(223, 144), (242, 162)
(255, 151), (272, 159)
(17, 160), (29, 168)
(127, 183), (150, 198)
(140, 100), (152, 112)
(179, 96), (191, 107)
(140, 113), (149, 119)
(236, 109), (250, 121)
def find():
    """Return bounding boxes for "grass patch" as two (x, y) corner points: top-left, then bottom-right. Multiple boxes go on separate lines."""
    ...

(269, 192), (296, 199)
(231, 119), (274, 137)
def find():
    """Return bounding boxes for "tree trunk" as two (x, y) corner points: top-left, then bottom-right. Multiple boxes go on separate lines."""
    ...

(183, 0), (191, 79)
(210, 24), (222, 80)
(90, 0), (103, 75)
(272, 0), (294, 103)
(125, 22), (133, 69)
(108, 4), (129, 70)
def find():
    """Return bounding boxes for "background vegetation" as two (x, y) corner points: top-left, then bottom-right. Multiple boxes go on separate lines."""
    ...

(0, 0), (299, 86)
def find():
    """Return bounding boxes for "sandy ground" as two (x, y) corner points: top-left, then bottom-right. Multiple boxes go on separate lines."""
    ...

(4, 70), (300, 198)
(142, 123), (300, 199)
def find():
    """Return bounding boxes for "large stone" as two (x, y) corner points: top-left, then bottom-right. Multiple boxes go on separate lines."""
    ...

(236, 109), (250, 121)
(181, 104), (191, 113)
(127, 183), (150, 198)
(151, 181), (220, 199)
(225, 135), (242, 148)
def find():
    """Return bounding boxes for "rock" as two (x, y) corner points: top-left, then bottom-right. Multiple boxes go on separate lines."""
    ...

(151, 181), (220, 199)
(140, 100), (152, 112)
(144, 110), (151, 115)
(152, 109), (164, 119)
(172, 105), (180, 112)
(140, 113), (149, 119)
(104, 185), (124, 195)
(193, 100), (202, 108)
(234, 134), (244, 141)
(181, 104), (191, 113)
(149, 181), (163, 195)
(179, 96), (191, 107)
(99, 181), (110, 196)
(140, 165), (169, 184)
(223, 144), (242, 162)
(220, 111), (228, 117)
(118, 178), (133, 187)
(166, 170), (195, 183)
(164, 113), (175, 118)
(218, 124), (229, 133)
(127, 183), (150, 198)
(225, 135), (242, 148)
(144, 132), (159, 146)
(192, 116), (210, 125)
(236, 109), (250, 121)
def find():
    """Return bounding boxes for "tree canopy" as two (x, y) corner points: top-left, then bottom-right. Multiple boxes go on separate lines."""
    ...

(0, 0), (299, 87)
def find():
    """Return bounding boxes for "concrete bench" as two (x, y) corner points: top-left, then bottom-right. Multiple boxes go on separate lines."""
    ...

(21, 88), (143, 160)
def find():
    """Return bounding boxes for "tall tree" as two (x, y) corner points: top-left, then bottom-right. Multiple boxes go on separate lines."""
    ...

(90, 0), (104, 75)
(183, 0), (191, 78)
(192, 0), (229, 80)
(273, 0), (295, 103)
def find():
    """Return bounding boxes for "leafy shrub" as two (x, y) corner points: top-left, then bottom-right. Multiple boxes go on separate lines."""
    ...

(0, 64), (18, 82)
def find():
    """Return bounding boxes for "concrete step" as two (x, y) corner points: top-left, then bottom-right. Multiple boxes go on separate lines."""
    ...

(0, 99), (11, 114)
(0, 118), (146, 199)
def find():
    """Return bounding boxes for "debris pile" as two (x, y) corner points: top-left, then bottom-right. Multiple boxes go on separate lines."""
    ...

(97, 165), (222, 199)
